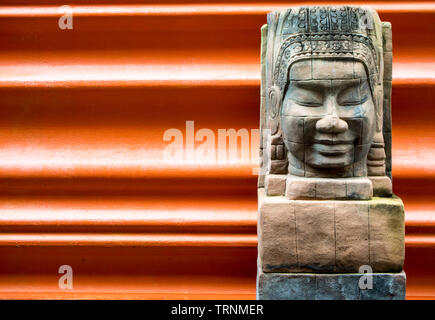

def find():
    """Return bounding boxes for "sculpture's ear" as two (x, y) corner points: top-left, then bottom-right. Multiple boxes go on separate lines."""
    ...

(267, 85), (282, 135)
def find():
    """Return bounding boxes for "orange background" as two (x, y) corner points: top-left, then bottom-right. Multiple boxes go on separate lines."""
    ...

(0, 1), (434, 299)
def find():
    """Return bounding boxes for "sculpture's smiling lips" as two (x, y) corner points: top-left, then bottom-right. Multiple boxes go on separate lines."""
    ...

(312, 138), (354, 145)
(313, 143), (353, 156)
(313, 134), (354, 156)
(312, 136), (355, 156)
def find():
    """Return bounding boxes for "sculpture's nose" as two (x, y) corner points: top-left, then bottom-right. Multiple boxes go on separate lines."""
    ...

(316, 97), (348, 133)
(316, 115), (348, 133)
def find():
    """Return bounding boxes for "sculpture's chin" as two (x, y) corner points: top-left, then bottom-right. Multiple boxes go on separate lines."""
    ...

(307, 153), (354, 169)
(309, 160), (351, 169)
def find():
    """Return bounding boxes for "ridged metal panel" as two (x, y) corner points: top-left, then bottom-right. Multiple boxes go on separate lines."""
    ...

(0, 1), (434, 299)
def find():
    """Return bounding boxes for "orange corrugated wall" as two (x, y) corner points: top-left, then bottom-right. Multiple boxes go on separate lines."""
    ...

(0, 1), (433, 299)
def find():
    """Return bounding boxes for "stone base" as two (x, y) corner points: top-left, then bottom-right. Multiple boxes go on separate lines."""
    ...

(258, 188), (405, 273)
(257, 270), (406, 300)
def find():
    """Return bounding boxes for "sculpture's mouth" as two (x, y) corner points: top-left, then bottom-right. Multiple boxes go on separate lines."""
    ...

(312, 138), (354, 145)
(313, 143), (353, 156)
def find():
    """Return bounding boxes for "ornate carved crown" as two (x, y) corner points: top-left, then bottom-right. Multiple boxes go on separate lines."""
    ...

(272, 6), (384, 97)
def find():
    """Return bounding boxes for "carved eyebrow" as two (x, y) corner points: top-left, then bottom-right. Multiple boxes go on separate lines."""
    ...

(291, 80), (328, 89)
(334, 79), (361, 90)
(290, 79), (363, 92)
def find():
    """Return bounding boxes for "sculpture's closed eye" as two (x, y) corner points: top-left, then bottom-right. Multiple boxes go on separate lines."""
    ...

(339, 95), (368, 106)
(294, 99), (323, 107)
(338, 84), (369, 106)
(288, 83), (323, 107)
(289, 85), (369, 108)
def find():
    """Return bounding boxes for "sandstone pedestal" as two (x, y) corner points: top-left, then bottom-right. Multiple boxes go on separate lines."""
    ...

(258, 189), (405, 273)
(257, 187), (406, 300)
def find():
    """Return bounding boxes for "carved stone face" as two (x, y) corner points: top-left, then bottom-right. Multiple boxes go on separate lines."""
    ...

(280, 59), (376, 177)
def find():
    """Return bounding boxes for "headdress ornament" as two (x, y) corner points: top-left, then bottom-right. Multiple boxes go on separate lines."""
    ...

(272, 6), (384, 95)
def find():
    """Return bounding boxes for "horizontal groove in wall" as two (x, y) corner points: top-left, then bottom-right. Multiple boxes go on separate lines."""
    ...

(0, 234), (433, 248)
(0, 206), (429, 230)
(1, 3), (434, 17)
(0, 292), (256, 300)
(0, 64), (433, 88)
(0, 205), (431, 245)
(0, 233), (258, 247)
(0, 6), (433, 53)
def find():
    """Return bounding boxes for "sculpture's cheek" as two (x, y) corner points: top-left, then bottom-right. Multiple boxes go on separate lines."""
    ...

(280, 115), (305, 162)
(354, 143), (372, 164)
(280, 115), (304, 144)
(359, 99), (376, 146)
(286, 141), (305, 163)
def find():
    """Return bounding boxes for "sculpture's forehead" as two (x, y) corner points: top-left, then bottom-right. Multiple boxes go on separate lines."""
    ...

(289, 59), (367, 81)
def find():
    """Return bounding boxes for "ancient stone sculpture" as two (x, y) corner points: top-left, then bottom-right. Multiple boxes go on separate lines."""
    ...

(257, 6), (405, 300)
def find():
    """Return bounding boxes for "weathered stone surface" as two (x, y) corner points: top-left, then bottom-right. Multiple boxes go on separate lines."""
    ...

(269, 159), (288, 174)
(258, 24), (268, 189)
(258, 190), (405, 273)
(312, 59), (355, 80)
(294, 201), (336, 272)
(314, 179), (346, 199)
(381, 22), (393, 180)
(285, 176), (316, 199)
(383, 52), (393, 81)
(258, 189), (297, 272)
(382, 22), (393, 53)
(370, 176), (392, 197)
(334, 201), (369, 271)
(289, 59), (312, 80)
(265, 174), (286, 196)
(369, 197), (405, 272)
(257, 270), (406, 300)
(285, 176), (372, 200)
(384, 131), (392, 177)
(346, 178), (373, 199)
